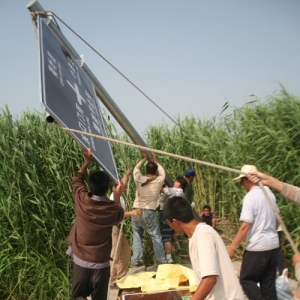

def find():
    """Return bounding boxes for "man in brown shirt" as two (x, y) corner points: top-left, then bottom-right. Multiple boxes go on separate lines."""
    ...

(66, 147), (124, 300)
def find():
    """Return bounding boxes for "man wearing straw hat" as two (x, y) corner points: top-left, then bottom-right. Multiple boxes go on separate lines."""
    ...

(248, 169), (300, 299)
(228, 165), (280, 300)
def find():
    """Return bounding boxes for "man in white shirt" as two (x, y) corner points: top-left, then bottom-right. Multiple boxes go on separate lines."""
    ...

(131, 152), (167, 266)
(163, 196), (244, 300)
(228, 165), (279, 300)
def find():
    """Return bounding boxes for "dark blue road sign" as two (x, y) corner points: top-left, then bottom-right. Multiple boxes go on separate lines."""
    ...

(38, 16), (118, 180)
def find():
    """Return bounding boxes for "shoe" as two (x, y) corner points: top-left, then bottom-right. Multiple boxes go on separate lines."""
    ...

(131, 259), (144, 267)
(166, 257), (174, 264)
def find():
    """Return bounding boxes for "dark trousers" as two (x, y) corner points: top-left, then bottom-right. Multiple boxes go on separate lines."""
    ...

(277, 232), (285, 274)
(240, 248), (278, 300)
(71, 262), (110, 300)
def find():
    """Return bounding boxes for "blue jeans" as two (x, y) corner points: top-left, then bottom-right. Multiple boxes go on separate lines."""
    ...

(131, 209), (166, 264)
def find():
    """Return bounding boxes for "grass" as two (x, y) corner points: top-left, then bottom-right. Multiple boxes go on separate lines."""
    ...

(1, 88), (300, 297)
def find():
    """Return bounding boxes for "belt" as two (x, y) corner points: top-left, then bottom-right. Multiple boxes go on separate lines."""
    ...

(133, 208), (156, 212)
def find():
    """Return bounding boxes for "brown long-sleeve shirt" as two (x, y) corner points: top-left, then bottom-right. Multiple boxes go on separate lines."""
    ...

(67, 172), (124, 263)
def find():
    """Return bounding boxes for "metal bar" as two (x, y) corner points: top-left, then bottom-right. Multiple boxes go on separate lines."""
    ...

(27, 0), (173, 186)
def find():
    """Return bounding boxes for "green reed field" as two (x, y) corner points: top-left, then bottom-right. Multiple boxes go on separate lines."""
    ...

(1, 89), (300, 299)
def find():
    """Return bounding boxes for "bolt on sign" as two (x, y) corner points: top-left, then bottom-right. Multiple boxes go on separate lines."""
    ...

(38, 16), (118, 181)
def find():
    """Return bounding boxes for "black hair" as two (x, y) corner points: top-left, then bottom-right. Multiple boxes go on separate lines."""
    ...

(146, 162), (158, 175)
(175, 176), (187, 190)
(87, 170), (110, 196)
(203, 204), (211, 211)
(163, 196), (194, 223)
(108, 179), (114, 193)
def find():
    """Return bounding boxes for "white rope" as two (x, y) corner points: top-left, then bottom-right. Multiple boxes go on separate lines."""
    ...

(258, 182), (299, 254)
(61, 127), (245, 175)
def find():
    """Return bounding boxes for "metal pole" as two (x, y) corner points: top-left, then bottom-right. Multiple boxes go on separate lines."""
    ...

(27, 0), (173, 186)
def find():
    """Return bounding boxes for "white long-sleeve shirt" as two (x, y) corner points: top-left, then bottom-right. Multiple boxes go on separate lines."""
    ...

(132, 160), (165, 210)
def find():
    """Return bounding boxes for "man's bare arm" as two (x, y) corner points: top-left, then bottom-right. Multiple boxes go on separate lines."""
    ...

(227, 221), (251, 258)
(247, 171), (284, 192)
(78, 148), (92, 174)
(191, 275), (217, 300)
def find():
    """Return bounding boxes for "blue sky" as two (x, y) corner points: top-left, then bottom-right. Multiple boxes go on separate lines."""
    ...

(0, 0), (299, 135)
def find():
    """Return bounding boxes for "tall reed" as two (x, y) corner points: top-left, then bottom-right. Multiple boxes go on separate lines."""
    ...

(1, 88), (300, 297)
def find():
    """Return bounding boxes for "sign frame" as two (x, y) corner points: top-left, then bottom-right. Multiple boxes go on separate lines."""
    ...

(38, 16), (119, 181)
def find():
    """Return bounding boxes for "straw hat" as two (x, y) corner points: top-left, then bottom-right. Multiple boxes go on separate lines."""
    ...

(233, 165), (257, 181)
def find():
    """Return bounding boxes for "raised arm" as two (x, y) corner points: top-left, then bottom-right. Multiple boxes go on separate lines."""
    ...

(133, 152), (147, 180)
(150, 153), (165, 179)
(247, 171), (284, 192)
(121, 168), (132, 186)
(79, 148), (92, 174)
(112, 180), (126, 207)
(72, 148), (93, 199)
(248, 171), (300, 205)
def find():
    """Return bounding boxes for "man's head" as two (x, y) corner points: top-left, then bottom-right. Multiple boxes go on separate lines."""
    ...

(233, 165), (258, 192)
(202, 205), (211, 216)
(184, 168), (196, 182)
(87, 170), (110, 196)
(146, 162), (158, 175)
(173, 176), (187, 189)
(163, 196), (194, 234)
